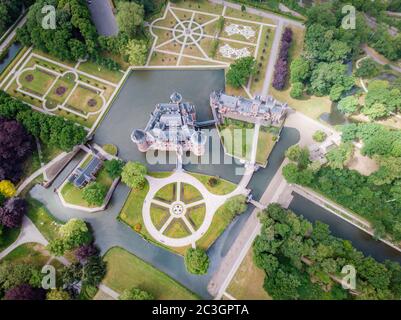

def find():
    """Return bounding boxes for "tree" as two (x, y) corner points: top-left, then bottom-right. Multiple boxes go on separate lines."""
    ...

(47, 238), (66, 256)
(116, 1), (144, 38)
(59, 219), (92, 250)
(184, 248), (210, 275)
(290, 57), (310, 84)
(356, 58), (380, 78)
(0, 263), (39, 291)
(4, 284), (46, 300)
(290, 82), (304, 99)
(125, 39), (148, 66)
(119, 288), (154, 300)
(312, 130), (327, 143)
(285, 145), (310, 169)
(0, 197), (27, 228)
(82, 182), (107, 206)
(17, 0), (99, 63)
(226, 57), (256, 88)
(46, 289), (71, 300)
(362, 102), (389, 120)
(121, 161), (147, 190)
(326, 143), (354, 169)
(224, 195), (247, 219)
(104, 159), (124, 179)
(82, 256), (106, 287)
(0, 118), (33, 182)
(0, 180), (16, 198)
(74, 243), (99, 264)
(337, 96), (359, 115)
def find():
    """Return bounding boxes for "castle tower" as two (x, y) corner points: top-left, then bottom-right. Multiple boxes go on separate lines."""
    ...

(190, 131), (207, 157)
(131, 129), (149, 152)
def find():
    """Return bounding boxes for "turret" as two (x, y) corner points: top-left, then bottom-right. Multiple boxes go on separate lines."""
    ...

(131, 129), (149, 152)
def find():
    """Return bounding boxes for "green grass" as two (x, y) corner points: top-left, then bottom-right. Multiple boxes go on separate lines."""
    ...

(19, 68), (55, 96)
(102, 144), (118, 156)
(155, 183), (176, 203)
(256, 127), (277, 165)
(0, 227), (20, 252)
(163, 219), (191, 238)
(219, 122), (255, 161)
(119, 180), (150, 236)
(150, 204), (169, 230)
(26, 197), (62, 242)
(189, 172), (236, 195)
(187, 205), (206, 230)
(46, 77), (75, 105)
(60, 165), (113, 208)
(148, 171), (173, 178)
(102, 247), (199, 299)
(2, 242), (49, 267)
(196, 195), (247, 250)
(78, 60), (123, 84)
(66, 85), (103, 114)
(181, 183), (202, 204)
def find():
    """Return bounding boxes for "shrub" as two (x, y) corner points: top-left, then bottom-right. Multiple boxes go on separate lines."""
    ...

(184, 248), (210, 275)
(119, 288), (154, 300)
(312, 130), (327, 143)
(207, 177), (219, 187)
(290, 82), (304, 99)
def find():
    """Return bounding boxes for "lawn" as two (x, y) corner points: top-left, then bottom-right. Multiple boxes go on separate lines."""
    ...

(19, 68), (55, 96)
(45, 77), (75, 105)
(65, 85), (103, 115)
(226, 248), (271, 300)
(196, 195), (247, 250)
(102, 144), (118, 156)
(60, 158), (113, 208)
(187, 205), (206, 230)
(181, 183), (202, 204)
(170, 0), (224, 15)
(119, 180), (150, 237)
(78, 60), (123, 84)
(150, 204), (169, 230)
(189, 172), (236, 195)
(255, 126), (277, 165)
(26, 197), (62, 242)
(163, 219), (191, 238)
(155, 183), (176, 203)
(219, 122), (255, 161)
(102, 247), (199, 299)
(148, 171), (173, 178)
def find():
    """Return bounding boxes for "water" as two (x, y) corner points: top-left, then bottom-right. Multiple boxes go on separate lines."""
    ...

(29, 69), (301, 298)
(0, 42), (22, 74)
(289, 192), (401, 264)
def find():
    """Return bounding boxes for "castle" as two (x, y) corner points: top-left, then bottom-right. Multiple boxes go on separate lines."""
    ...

(131, 92), (207, 156)
(210, 91), (289, 126)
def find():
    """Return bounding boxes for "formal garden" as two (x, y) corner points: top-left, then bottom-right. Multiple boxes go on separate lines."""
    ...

(1, 51), (119, 129)
(147, 1), (275, 96)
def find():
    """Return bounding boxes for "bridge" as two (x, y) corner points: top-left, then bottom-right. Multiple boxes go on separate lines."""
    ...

(195, 119), (216, 128)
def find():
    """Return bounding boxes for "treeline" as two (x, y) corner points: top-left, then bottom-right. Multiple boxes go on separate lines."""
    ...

(272, 27), (293, 90)
(282, 123), (401, 240)
(253, 204), (401, 300)
(288, 2), (368, 101)
(17, 0), (120, 70)
(0, 0), (33, 36)
(0, 91), (87, 152)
